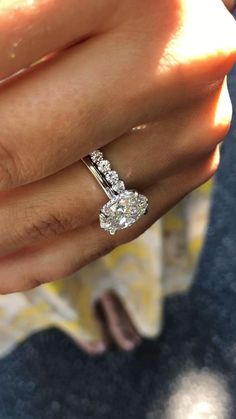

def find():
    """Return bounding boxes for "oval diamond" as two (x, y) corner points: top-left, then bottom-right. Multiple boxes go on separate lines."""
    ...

(99, 191), (148, 235)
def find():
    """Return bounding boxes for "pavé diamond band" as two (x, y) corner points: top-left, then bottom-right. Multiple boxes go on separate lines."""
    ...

(82, 150), (148, 235)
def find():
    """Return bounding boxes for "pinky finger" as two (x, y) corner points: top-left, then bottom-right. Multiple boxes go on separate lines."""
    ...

(0, 147), (219, 294)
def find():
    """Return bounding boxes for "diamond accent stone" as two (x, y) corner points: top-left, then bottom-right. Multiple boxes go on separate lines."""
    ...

(99, 190), (148, 235)
(97, 160), (111, 174)
(105, 170), (119, 184)
(90, 150), (103, 163)
(112, 180), (125, 193)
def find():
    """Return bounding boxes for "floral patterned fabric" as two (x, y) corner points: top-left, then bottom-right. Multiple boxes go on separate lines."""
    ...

(0, 182), (212, 356)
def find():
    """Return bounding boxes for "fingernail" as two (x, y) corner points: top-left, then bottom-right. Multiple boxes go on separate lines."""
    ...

(94, 341), (107, 353)
(123, 337), (141, 351)
(123, 341), (136, 351)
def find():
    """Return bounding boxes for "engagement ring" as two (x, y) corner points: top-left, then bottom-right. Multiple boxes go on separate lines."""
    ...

(82, 150), (148, 235)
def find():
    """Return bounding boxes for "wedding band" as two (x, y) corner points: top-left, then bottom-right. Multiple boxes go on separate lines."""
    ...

(82, 150), (148, 235)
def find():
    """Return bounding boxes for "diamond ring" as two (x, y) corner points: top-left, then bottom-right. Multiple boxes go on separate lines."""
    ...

(82, 150), (148, 235)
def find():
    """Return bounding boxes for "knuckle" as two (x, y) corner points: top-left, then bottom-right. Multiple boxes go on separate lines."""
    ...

(200, 147), (220, 184)
(202, 116), (232, 154)
(169, 12), (236, 93)
(183, 148), (220, 194)
(197, 121), (231, 157)
(192, 83), (232, 156)
(208, 120), (231, 149)
(209, 86), (233, 146)
(23, 207), (73, 242)
(200, 50), (236, 85)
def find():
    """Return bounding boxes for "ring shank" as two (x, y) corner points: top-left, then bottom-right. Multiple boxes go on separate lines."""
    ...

(82, 156), (115, 199)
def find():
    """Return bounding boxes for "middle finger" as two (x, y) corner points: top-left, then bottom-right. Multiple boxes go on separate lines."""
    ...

(0, 12), (234, 191)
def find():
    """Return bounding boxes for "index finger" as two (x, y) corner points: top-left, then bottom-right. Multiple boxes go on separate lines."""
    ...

(0, 0), (117, 81)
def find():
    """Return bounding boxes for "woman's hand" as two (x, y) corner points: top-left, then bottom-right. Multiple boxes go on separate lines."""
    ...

(0, 0), (235, 293)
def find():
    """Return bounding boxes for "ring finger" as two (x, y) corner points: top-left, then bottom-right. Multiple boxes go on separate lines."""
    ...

(0, 147), (219, 294)
(0, 90), (225, 259)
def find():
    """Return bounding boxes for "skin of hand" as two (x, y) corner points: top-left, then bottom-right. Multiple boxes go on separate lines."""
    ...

(0, 0), (234, 294)
(224, 0), (236, 10)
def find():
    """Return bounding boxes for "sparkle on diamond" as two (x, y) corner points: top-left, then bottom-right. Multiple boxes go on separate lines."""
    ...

(98, 160), (111, 174)
(105, 170), (119, 184)
(90, 150), (103, 164)
(100, 191), (148, 235)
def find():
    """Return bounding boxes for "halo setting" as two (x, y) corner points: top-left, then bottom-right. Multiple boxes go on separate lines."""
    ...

(100, 190), (148, 235)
